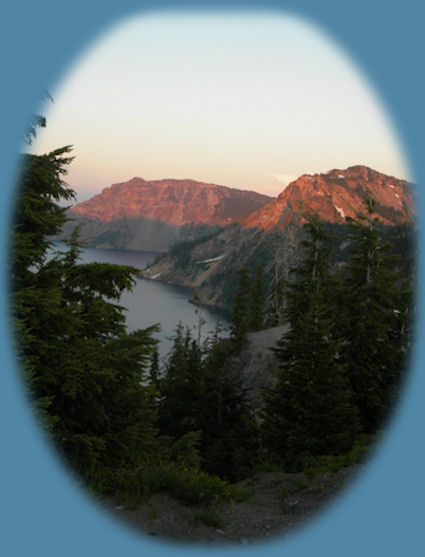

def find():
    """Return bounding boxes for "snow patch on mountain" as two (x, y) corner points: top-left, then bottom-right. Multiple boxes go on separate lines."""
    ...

(196, 254), (225, 264)
(335, 206), (345, 218)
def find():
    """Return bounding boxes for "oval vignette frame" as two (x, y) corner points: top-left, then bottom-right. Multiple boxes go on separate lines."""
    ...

(0, 2), (424, 557)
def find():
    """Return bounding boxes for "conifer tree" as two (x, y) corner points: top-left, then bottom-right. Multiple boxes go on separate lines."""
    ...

(11, 147), (76, 430)
(157, 323), (202, 438)
(158, 323), (260, 480)
(262, 216), (359, 470)
(200, 335), (260, 480)
(250, 264), (265, 331)
(149, 348), (160, 387)
(11, 145), (160, 490)
(230, 268), (251, 348)
(341, 200), (410, 433)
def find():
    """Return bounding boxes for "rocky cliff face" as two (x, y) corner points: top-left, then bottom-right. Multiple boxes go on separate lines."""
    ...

(241, 165), (414, 230)
(222, 326), (288, 410)
(70, 177), (272, 226)
(142, 166), (414, 311)
(64, 178), (272, 251)
(63, 167), (413, 251)
(142, 223), (307, 309)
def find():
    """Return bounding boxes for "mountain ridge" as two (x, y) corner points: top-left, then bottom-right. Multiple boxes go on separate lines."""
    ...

(240, 165), (413, 230)
(69, 177), (272, 226)
(140, 165), (414, 311)
(61, 165), (414, 253)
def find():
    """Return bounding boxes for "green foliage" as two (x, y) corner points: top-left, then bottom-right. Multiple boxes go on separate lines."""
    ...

(229, 268), (251, 348)
(230, 264), (268, 340)
(341, 201), (411, 433)
(12, 129), (413, 511)
(149, 347), (160, 387)
(304, 434), (379, 476)
(249, 264), (265, 331)
(260, 205), (412, 471)
(262, 216), (360, 470)
(157, 323), (261, 481)
(117, 462), (246, 507)
(169, 431), (202, 469)
(12, 147), (75, 284)
(11, 147), (161, 493)
(168, 230), (222, 269)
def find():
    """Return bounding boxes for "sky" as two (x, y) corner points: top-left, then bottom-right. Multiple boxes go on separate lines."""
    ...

(29, 11), (409, 203)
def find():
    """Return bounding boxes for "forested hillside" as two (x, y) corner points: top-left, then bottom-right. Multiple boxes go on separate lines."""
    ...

(10, 125), (414, 542)
(142, 219), (414, 315)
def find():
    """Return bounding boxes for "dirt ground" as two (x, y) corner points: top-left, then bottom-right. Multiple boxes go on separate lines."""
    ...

(102, 465), (361, 546)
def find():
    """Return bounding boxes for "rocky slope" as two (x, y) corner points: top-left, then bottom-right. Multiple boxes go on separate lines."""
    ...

(222, 325), (288, 409)
(62, 178), (272, 251)
(142, 220), (413, 311)
(104, 465), (361, 544)
(142, 166), (414, 310)
(142, 223), (306, 310)
(241, 165), (414, 230)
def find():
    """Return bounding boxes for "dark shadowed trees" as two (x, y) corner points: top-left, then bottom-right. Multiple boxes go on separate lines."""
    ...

(157, 323), (260, 480)
(341, 200), (411, 433)
(262, 216), (359, 469)
(11, 146), (160, 490)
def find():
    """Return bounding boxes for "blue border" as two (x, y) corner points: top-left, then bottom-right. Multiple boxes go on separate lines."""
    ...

(1, 1), (424, 556)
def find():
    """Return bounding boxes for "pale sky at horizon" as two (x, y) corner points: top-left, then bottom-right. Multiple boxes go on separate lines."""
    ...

(29, 11), (409, 203)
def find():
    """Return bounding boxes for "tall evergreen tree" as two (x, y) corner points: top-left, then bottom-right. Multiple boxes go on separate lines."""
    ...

(11, 147), (76, 429)
(262, 216), (359, 470)
(341, 199), (411, 433)
(249, 264), (265, 331)
(230, 268), (251, 348)
(157, 324), (260, 480)
(11, 146), (160, 490)
(149, 347), (160, 387)
(157, 323), (201, 438)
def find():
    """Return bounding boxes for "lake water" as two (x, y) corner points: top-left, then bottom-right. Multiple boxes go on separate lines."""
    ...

(77, 246), (230, 361)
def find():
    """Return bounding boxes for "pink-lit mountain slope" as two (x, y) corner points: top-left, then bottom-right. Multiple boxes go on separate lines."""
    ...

(69, 177), (272, 226)
(240, 166), (414, 231)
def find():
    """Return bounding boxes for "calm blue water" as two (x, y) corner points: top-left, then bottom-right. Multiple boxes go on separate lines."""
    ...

(76, 246), (229, 361)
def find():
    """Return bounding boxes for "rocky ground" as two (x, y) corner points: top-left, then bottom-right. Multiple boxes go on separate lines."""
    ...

(222, 326), (287, 408)
(103, 465), (361, 546)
